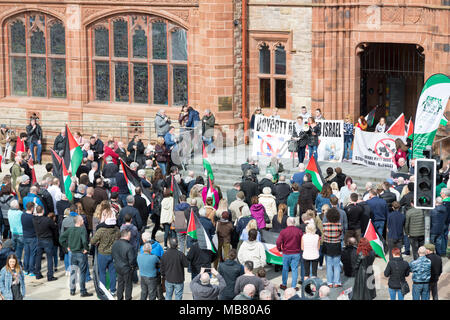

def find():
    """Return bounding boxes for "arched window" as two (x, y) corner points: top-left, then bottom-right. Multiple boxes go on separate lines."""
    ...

(90, 14), (188, 106)
(7, 13), (66, 98)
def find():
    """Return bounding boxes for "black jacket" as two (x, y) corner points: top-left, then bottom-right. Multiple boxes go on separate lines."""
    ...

(38, 189), (54, 215)
(53, 134), (66, 153)
(295, 182), (318, 215)
(111, 239), (137, 274)
(160, 248), (188, 284)
(32, 215), (57, 241)
(115, 147), (127, 163)
(331, 173), (347, 190)
(384, 257), (410, 289)
(258, 178), (274, 194)
(56, 199), (71, 217)
(102, 163), (119, 179)
(187, 242), (214, 276)
(426, 253), (442, 283)
(359, 201), (371, 232)
(341, 245), (358, 277)
(134, 194), (149, 227)
(307, 124), (321, 146)
(273, 182), (291, 206)
(118, 206), (143, 231)
(351, 251), (376, 300)
(345, 203), (364, 231)
(292, 126), (308, 147)
(76, 165), (90, 179)
(218, 259), (244, 300)
(400, 192), (414, 210)
(380, 191), (396, 210)
(127, 140), (145, 162)
(26, 124), (42, 143)
(240, 179), (259, 207)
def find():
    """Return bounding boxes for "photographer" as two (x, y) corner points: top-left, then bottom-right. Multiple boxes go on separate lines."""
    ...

(154, 109), (171, 137)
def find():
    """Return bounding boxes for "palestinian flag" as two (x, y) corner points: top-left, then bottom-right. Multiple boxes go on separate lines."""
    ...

(305, 154), (325, 192)
(63, 124), (83, 176)
(61, 157), (72, 201)
(202, 143), (214, 181)
(170, 174), (182, 207)
(260, 229), (283, 265)
(27, 158), (37, 184)
(386, 113), (405, 136)
(364, 219), (386, 262)
(206, 176), (216, 207)
(187, 209), (216, 253)
(407, 118), (414, 140)
(441, 115), (448, 127)
(365, 106), (377, 127)
(50, 148), (65, 192)
(120, 158), (152, 206)
(15, 137), (25, 153)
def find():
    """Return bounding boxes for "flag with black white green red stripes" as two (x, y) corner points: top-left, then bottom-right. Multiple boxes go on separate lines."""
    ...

(305, 154), (325, 192)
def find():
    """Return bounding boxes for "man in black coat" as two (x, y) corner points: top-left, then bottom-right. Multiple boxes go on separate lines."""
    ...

(134, 187), (149, 228)
(118, 195), (143, 231)
(111, 229), (137, 300)
(273, 175), (291, 206)
(160, 237), (189, 300)
(378, 182), (396, 211)
(258, 174), (275, 194)
(187, 239), (214, 280)
(425, 243), (442, 300)
(341, 237), (358, 277)
(217, 248), (244, 300)
(127, 135), (145, 165)
(240, 175), (259, 207)
(53, 128), (66, 156)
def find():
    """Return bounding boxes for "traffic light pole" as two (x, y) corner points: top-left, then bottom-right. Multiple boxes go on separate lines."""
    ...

(424, 209), (430, 244)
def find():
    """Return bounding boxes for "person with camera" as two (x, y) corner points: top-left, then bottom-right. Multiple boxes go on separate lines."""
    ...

(190, 266), (226, 300)
(26, 117), (42, 165)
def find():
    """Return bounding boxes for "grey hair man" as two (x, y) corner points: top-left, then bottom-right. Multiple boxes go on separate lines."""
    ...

(190, 267), (226, 300)
(130, 162), (139, 171)
(234, 283), (256, 300)
(259, 289), (272, 300)
(118, 195), (142, 230)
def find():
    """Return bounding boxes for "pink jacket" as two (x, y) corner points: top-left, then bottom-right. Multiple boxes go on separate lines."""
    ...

(250, 203), (266, 229)
(202, 186), (219, 210)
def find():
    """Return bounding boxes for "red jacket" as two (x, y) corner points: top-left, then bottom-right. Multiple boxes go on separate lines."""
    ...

(276, 226), (303, 255)
(103, 146), (119, 165)
(394, 149), (407, 168)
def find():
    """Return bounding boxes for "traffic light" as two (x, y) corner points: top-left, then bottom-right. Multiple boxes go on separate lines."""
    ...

(414, 158), (436, 209)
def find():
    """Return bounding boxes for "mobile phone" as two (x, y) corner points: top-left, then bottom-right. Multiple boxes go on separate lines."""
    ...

(204, 268), (211, 273)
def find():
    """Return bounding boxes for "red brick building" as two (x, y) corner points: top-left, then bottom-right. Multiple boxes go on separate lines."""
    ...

(0, 0), (449, 151)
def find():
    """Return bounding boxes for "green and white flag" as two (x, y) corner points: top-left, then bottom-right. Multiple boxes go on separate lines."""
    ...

(412, 74), (450, 159)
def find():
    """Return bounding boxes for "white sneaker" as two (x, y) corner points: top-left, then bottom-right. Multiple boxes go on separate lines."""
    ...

(318, 266), (323, 270)
(65, 271), (70, 276)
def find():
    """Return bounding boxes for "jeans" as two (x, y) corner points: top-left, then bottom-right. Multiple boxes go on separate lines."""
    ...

(443, 229), (448, 257)
(429, 281), (438, 300)
(64, 251), (72, 271)
(430, 234), (444, 256)
(409, 236), (424, 260)
(308, 145), (318, 160)
(119, 194), (129, 208)
(23, 237), (37, 274)
(202, 136), (216, 152)
(157, 162), (167, 176)
(388, 288), (404, 300)
(281, 253), (300, 288)
(325, 255), (341, 285)
(297, 146), (306, 164)
(163, 223), (176, 248)
(373, 220), (385, 238)
(177, 232), (187, 254)
(35, 239), (54, 279)
(70, 252), (88, 293)
(11, 234), (24, 264)
(165, 281), (184, 300)
(117, 271), (133, 300)
(344, 137), (353, 160)
(140, 276), (159, 300)
(412, 283), (429, 300)
(97, 253), (116, 293)
(52, 246), (58, 269)
(403, 235), (411, 255)
(29, 141), (42, 163)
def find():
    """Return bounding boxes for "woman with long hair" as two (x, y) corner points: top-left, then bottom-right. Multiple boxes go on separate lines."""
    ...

(315, 183), (332, 215)
(160, 189), (175, 249)
(343, 114), (354, 161)
(154, 137), (169, 176)
(355, 116), (368, 131)
(150, 168), (165, 241)
(271, 203), (288, 233)
(351, 237), (376, 300)
(394, 138), (408, 169)
(307, 117), (320, 160)
(93, 200), (112, 233)
(330, 182), (340, 199)
(0, 254), (25, 300)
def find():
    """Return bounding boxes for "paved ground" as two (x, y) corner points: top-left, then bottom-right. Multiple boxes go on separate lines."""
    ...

(1, 147), (448, 300)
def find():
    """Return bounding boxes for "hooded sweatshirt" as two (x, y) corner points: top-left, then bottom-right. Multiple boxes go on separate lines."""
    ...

(160, 196), (174, 225)
(237, 240), (266, 269)
(250, 203), (266, 229)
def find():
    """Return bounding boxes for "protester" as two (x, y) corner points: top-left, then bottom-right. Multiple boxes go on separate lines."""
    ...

(202, 109), (216, 153)
(429, 197), (448, 256)
(322, 208), (342, 288)
(190, 267), (225, 300)
(292, 116), (308, 164)
(218, 249), (244, 300)
(257, 268), (279, 300)
(21, 202), (37, 277)
(234, 283), (256, 300)
(249, 196), (267, 230)
(341, 237), (358, 278)
(111, 229), (137, 300)
(307, 117), (320, 160)
(287, 183), (300, 217)
(343, 115), (354, 162)
(409, 246), (431, 300)
(405, 201), (425, 260)
(0, 254), (25, 300)
(355, 116), (368, 131)
(7, 200), (23, 264)
(160, 237), (188, 300)
(137, 242), (161, 300)
(26, 117), (42, 164)
(237, 229), (266, 274)
(186, 238), (212, 280)
(366, 189), (389, 238)
(351, 238), (376, 300)
(277, 217), (302, 290)
(386, 201), (405, 259)
(383, 247), (410, 300)
(424, 243), (442, 300)
(215, 211), (233, 268)
(234, 260), (264, 299)
(258, 187), (277, 227)
(154, 109), (171, 137)
(271, 204), (288, 233)
(301, 223), (320, 279)
(375, 117), (386, 133)
(394, 139), (408, 170)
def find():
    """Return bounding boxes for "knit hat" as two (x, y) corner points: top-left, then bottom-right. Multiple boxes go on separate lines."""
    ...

(105, 218), (116, 226)
(111, 186), (119, 193)
(69, 211), (78, 217)
(424, 243), (435, 252)
(21, 175), (30, 183)
(236, 191), (245, 200)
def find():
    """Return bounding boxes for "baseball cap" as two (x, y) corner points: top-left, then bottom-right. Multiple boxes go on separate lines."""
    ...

(424, 243), (435, 252)
(111, 186), (119, 193)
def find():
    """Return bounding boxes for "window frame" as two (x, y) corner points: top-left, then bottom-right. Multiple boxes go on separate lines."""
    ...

(6, 13), (67, 99)
(89, 14), (188, 107)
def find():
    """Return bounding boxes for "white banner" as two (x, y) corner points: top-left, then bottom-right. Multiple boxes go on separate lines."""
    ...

(352, 128), (398, 170)
(251, 115), (344, 161)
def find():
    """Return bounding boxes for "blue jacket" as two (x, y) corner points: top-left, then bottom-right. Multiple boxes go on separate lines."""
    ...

(186, 109), (200, 128)
(22, 194), (44, 212)
(430, 204), (449, 235)
(0, 267), (25, 300)
(409, 256), (431, 283)
(367, 196), (389, 222)
(21, 212), (36, 239)
(164, 132), (176, 149)
(290, 172), (305, 186)
(137, 253), (160, 278)
(140, 240), (164, 258)
(199, 216), (215, 241)
(114, 172), (129, 195)
(387, 210), (405, 240)
(315, 194), (331, 214)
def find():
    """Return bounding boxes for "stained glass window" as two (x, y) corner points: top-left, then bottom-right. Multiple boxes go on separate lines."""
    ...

(171, 29), (187, 61)
(50, 22), (65, 55)
(133, 63), (148, 103)
(95, 61), (110, 101)
(173, 65), (188, 106)
(10, 21), (26, 53)
(113, 19), (128, 58)
(275, 44), (286, 75)
(95, 28), (109, 57)
(152, 22), (167, 60)
(8, 13), (66, 98)
(259, 44), (270, 74)
(153, 64), (168, 105)
(11, 57), (27, 96)
(91, 15), (187, 105)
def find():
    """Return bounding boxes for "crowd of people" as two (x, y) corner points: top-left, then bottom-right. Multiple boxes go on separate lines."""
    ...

(0, 108), (447, 301)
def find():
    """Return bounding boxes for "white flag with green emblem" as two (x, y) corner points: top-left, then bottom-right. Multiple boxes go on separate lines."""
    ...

(412, 74), (450, 159)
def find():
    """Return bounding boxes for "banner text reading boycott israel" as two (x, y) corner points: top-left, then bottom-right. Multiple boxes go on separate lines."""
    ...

(252, 114), (344, 161)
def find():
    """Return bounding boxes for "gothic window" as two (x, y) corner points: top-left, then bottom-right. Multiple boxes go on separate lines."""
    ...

(91, 15), (188, 106)
(7, 13), (66, 98)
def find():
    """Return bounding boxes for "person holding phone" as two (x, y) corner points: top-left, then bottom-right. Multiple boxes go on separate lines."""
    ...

(190, 266), (226, 300)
